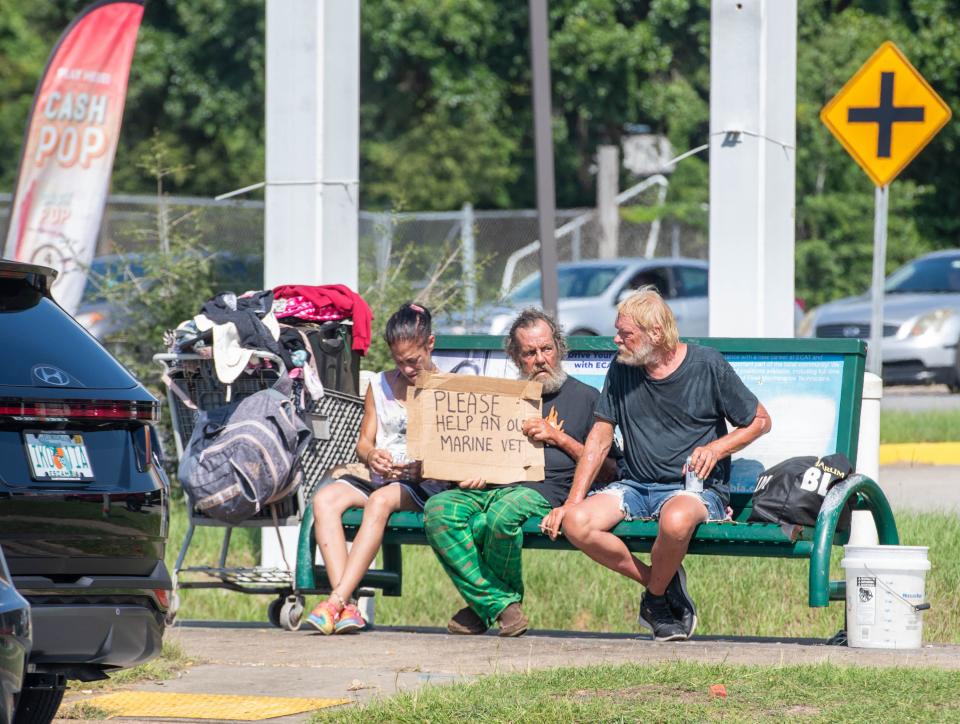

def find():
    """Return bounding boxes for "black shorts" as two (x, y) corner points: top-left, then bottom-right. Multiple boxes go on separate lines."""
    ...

(333, 474), (448, 510)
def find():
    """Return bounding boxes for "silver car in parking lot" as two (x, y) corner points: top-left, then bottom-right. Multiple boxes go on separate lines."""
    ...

(441, 258), (710, 337)
(798, 249), (960, 391)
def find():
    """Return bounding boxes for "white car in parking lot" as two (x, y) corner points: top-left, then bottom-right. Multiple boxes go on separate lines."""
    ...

(798, 249), (960, 391)
(440, 258), (711, 338)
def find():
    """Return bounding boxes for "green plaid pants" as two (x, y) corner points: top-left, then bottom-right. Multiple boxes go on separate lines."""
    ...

(424, 486), (552, 627)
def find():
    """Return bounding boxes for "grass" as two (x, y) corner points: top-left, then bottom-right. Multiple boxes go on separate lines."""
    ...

(168, 505), (960, 643)
(372, 511), (960, 642)
(56, 701), (113, 720)
(310, 661), (960, 723)
(880, 409), (960, 444)
(166, 494), (276, 622)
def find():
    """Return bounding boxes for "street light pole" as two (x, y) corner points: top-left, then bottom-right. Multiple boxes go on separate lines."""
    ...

(528, 0), (559, 319)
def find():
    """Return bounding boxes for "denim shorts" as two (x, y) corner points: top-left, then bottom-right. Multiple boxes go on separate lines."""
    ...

(590, 479), (728, 522)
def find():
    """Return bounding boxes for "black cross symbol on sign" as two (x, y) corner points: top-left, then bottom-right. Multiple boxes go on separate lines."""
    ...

(848, 72), (924, 158)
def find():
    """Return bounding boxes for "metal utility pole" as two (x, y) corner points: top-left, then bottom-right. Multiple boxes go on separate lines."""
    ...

(264, 0), (359, 290)
(261, 0), (362, 613)
(528, 0), (558, 319)
(597, 145), (620, 260)
(708, 0), (797, 337)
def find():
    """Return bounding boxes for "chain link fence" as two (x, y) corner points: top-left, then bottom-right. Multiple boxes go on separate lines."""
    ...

(1, 189), (706, 310)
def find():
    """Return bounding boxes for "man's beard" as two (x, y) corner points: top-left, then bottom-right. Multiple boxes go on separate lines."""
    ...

(617, 340), (656, 367)
(526, 365), (568, 394)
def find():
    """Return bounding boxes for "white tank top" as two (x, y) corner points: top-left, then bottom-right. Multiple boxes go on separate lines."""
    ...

(370, 370), (412, 484)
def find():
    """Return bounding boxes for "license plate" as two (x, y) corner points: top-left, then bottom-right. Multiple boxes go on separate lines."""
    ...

(24, 432), (95, 482)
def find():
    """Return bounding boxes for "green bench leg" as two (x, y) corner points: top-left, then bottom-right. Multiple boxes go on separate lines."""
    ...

(295, 503), (318, 591)
(809, 473), (899, 607)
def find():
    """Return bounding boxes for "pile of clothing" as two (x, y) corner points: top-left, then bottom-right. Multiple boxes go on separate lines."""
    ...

(167, 284), (372, 401)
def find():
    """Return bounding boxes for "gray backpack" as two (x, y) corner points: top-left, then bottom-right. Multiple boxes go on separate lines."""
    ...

(178, 378), (312, 524)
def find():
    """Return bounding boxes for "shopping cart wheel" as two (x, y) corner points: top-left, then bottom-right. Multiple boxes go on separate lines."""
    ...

(164, 591), (180, 627)
(267, 596), (284, 628)
(280, 595), (304, 631)
(269, 594), (303, 631)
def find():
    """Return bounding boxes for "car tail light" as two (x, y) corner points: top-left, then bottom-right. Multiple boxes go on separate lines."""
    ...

(154, 588), (170, 609)
(0, 399), (159, 422)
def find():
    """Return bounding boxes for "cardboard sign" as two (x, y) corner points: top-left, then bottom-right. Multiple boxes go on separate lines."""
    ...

(407, 373), (544, 484)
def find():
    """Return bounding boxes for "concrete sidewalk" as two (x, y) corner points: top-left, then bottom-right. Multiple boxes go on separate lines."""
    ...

(59, 623), (960, 723)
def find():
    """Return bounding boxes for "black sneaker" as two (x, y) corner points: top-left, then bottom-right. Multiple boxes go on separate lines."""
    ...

(664, 565), (697, 639)
(638, 591), (687, 642)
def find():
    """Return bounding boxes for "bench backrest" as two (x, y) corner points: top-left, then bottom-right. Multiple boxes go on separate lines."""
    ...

(432, 335), (867, 519)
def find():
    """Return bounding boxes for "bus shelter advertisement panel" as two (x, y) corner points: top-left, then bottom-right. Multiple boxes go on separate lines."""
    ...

(726, 354), (844, 492)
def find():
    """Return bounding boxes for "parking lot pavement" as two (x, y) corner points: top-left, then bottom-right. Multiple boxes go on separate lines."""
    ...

(878, 465), (960, 512)
(882, 385), (960, 411)
(61, 623), (955, 723)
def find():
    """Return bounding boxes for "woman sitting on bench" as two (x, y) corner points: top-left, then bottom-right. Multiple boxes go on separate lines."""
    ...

(306, 303), (446, 634)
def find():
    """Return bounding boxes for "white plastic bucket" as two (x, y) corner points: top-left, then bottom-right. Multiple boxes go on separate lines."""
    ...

(840, 545), (931, 649)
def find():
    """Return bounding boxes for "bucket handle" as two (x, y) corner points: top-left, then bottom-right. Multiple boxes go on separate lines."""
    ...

(862, 562), (932, 613)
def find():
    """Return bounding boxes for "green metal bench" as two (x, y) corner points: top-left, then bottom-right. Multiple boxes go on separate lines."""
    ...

(296, 335), (898, 610)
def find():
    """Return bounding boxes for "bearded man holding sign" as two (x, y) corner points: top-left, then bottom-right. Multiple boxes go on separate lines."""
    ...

(423, 309), (618, 637)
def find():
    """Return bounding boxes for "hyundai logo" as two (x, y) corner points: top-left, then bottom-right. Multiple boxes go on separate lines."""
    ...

(841, 326), (862, 338)
(32, 365), (71, 386)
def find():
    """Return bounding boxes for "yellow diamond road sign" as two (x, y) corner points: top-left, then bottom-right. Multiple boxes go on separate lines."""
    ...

(821, 41), (952, 187)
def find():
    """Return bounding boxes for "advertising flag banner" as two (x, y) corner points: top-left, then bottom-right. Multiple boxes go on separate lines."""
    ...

(3, 0), (144, 313)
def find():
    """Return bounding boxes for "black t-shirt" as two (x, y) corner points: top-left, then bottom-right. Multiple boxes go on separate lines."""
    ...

(594, 343), (758, 498)
(520, 376), (602, 507)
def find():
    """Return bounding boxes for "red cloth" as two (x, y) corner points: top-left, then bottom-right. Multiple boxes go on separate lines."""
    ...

(272, 284), (373, 355)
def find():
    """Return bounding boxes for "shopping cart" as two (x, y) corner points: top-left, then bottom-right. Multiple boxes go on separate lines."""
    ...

(155, 351), (364, 630)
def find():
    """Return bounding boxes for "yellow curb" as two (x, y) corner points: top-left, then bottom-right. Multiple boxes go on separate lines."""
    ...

(879, 442), (960, 466)
(75, 691), (349, 720)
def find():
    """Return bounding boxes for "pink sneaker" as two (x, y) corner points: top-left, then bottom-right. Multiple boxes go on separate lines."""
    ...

(334, 604), (366, 634)
(305, 600), (339, 635)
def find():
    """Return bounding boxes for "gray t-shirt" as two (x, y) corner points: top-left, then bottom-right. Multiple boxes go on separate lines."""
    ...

(594, 343), (758, 499)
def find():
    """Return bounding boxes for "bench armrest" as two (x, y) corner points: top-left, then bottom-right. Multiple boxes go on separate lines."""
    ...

(808, 473), (899, 607)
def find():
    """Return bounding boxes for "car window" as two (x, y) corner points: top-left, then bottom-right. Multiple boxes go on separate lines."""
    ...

(509, 265), (625, 302)
(81, 252), (264, 304)
(212, 254), (264, 294)
(623, 267), (672, 298)
(674, 266), (708, 298)
(885, 255), (960, 294)
(0, 279), (138, 389)
(81, 256), (146, 304)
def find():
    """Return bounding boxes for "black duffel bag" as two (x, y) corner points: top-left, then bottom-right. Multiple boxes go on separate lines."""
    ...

(748, 453), (855, 530)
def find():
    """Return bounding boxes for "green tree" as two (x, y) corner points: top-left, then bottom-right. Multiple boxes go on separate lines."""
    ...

(115, 0), (265, 196)
(94, 136), (217, 382)
(3, 0), (959, 309)
(359, 0), (714, 210)
(0, 5), (52, 191)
